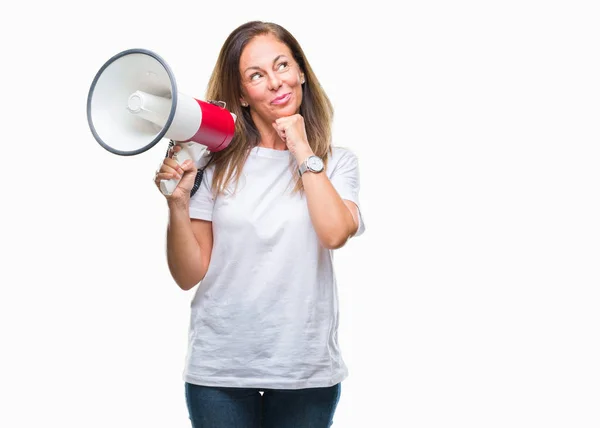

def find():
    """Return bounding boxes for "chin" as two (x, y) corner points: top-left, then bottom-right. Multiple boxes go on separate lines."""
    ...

(287, 104), (301, 115)
(273, 104), (299, 118)
(278, 103), (300, 116)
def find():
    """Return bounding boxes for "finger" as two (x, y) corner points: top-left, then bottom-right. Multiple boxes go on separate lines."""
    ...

(272, 123), (285, 137)
(158, 165), (183, 180)
(157, 168), (182, 181)
(278, 125), (289, 136)
(163, 158), (185, 175)
(168, 145), (182, 159)
(162, 160), (195, 178)
(179, 159), (197, 172)
(164, 157), (180, 168)
(155, 172), (178, 184)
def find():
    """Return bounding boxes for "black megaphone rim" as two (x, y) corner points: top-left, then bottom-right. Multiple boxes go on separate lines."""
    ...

(86, 48), (178, 156)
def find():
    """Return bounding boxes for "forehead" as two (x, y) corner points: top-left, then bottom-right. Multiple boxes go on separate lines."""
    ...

(239, 34), (293, 68)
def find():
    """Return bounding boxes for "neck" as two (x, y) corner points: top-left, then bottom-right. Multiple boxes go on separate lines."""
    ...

(258, 135), (288, 151)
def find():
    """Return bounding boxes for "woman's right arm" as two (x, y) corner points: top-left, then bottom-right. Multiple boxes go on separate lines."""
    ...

(156, 145), (214, 291)
(166, 203), (213, 291)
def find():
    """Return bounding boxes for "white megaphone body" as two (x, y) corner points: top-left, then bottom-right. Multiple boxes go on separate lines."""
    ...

(87, 48), (236, 196)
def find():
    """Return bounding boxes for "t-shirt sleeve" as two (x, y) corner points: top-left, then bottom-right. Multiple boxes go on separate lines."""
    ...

(329, 148), (365, 237)
(189, 165), (215, 221)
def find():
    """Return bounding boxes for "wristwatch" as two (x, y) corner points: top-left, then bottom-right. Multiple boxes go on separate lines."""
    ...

(299, 155), (324, 176)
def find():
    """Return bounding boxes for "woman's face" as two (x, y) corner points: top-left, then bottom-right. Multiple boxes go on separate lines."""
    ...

(239, 33), (305, 127)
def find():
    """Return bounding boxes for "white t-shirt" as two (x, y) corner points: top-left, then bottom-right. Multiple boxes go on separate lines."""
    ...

(182, 145), (365, 389)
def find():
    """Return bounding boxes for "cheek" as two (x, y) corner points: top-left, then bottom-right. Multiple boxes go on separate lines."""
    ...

(294, 76), (304, 91)
(246, 85), (267, 102)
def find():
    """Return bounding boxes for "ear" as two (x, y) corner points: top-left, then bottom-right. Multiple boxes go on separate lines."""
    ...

(300, 73), (305, 84)
(240, 99), (248, 107)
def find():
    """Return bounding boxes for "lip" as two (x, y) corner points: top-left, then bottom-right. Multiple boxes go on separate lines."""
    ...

(271, 92), (291, 105)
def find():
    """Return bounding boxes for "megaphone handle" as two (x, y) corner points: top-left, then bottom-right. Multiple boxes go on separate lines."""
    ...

(159, 142), (197, 196)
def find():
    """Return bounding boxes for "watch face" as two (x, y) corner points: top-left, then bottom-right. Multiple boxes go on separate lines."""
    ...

(307, 156), (324, 171)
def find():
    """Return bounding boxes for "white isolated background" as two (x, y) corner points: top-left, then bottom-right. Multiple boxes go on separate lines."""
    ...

(1, 0), (599, 427)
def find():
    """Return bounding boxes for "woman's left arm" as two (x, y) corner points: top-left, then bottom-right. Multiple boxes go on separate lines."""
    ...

(273, 115), (361, 249)
(300, 171), (360, 249)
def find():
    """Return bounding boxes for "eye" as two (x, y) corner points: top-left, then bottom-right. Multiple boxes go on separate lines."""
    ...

(277, 61), (289, 71)
(250, 72), (262, 81)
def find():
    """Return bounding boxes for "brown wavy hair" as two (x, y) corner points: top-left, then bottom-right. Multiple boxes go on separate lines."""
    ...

(204, 21), (334, 195)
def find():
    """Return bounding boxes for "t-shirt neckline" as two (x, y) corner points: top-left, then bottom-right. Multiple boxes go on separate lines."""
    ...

(250, 146), (292, 159)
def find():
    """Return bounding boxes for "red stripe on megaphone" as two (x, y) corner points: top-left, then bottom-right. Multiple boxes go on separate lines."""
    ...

(186, 100), (235, 152)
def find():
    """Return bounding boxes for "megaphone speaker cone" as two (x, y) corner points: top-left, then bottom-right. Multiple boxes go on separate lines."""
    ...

(87, 49), (178, 156)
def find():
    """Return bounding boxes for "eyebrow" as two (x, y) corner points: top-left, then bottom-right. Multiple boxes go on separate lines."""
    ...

(243, 55), (288, 74)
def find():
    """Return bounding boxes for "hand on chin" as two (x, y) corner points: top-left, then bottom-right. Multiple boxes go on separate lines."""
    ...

(271, 114), (313, 162)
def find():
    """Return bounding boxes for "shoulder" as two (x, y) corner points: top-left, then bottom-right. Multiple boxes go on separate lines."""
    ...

(330, 145), (358, 161)
(327, 145), (360, 171)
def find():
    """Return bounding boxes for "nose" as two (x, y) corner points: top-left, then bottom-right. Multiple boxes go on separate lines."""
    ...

(267, 73), (282, 91)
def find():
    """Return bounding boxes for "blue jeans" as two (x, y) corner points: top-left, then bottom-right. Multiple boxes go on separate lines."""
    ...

(184, 382), (341, 428)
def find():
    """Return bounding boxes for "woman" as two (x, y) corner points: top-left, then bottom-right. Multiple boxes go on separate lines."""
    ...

(154, 20), (365, 428)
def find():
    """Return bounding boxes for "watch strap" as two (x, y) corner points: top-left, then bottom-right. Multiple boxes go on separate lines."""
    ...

(299, 161), (308, 176)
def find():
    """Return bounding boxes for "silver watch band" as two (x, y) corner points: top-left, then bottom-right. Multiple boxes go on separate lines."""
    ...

(299, 161), (309, 176)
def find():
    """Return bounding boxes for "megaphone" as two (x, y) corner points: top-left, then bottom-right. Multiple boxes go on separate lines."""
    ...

(86, 48), (236, 195)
